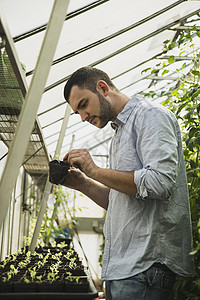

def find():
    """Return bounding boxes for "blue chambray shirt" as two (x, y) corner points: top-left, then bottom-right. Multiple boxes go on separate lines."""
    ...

(102, 94), (195, 281)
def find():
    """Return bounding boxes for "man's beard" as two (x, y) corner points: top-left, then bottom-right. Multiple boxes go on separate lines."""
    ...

(97, 92), (113, 128)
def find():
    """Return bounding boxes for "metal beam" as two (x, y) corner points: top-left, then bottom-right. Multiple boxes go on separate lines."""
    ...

(157, 55), (198, 61)
(13, 0), (108, 43)
(171, 25), (200, 30)
(0, 12), (27, 97)
(29, 105), (71, 253)
(0, 0), (70, 229)
(44, 7), (200, 93)
(146, 75), (178, 80)
(26, 0), (185, 77)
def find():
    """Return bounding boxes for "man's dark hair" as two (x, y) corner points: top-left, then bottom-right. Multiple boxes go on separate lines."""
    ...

(63, 66), (117, 103)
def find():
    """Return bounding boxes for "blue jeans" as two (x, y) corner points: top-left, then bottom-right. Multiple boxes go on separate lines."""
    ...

(105, 263), (176, 300)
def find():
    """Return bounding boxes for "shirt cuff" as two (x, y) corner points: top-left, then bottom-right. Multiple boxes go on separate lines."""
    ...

(134, 167), (149, 199)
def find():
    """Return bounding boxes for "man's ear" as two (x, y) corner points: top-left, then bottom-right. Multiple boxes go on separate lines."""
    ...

(96, 80), (109, 96)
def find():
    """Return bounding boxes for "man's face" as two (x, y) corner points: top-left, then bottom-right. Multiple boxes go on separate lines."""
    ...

(68, 85), (112, 128)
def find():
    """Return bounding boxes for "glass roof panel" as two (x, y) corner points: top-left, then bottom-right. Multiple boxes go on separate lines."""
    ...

(0, 0), (200, 172)
(0, 0), (98, 37)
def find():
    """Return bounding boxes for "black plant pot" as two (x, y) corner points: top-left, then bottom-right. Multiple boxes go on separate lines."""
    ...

(48, 160), (70, 185)
(13, 282), (38, 293)
(55, 238), (72, 246)
(37, 281), (65, 293)
(0, 281), (13, 292)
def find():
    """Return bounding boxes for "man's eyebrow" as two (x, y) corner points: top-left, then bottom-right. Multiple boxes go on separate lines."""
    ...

(77, 98), (85, 110)
(73, 98), (84, 114)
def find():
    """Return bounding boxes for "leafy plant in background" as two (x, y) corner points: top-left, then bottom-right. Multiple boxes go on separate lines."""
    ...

(142, 20), (200, 299)
(23, 185), (85, 248)
(23, 217), (44, 247)
(41, 186), (83, 244)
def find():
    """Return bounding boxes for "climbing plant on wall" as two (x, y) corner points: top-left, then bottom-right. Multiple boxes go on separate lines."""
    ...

(41, 186), (82, 245)
(142, 21), (200, 299)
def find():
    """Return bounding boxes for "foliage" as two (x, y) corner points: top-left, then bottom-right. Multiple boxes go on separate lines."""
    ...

(98, 211), (106, 268)
(41, 186), (82, 244)
(23, 217), (44, 248)
(98, 240), (105, 268)
(0, 244), (84, 288)
(23, 186), (85, 248)
(142, 19), (200, 299)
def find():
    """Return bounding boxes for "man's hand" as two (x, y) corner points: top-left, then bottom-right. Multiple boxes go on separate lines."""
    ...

(62, 167), (88, 191)
(63, 149), (109, 210)
(63, 148), (137, 203)
(63, 148), (99, 179)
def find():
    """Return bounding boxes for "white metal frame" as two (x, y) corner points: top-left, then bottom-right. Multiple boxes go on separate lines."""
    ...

(29, 105), (71, 253)
(0, 0), (70, 229)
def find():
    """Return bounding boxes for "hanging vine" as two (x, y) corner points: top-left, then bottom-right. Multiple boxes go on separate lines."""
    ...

(142, 19), (200, 299)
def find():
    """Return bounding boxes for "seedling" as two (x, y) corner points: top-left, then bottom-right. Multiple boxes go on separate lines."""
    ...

(29, 266), (37, 281)
(69, 257), (78, 270)
(64, 272), (80, 284)
(23, 277), (30, 284)
(55, 154), (60, 163)
(47, 272), (59, 283)
(36, 275), (42, 283)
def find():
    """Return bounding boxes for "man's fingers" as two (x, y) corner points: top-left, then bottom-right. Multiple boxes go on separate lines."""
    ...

(63, 153), (69, 162)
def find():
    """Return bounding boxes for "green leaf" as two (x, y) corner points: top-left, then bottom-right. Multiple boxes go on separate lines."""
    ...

(189, 159), (196, 169)
(163, 39), (170, 44)
(171, 89), (179, 97)
(192, 70), (200, 77)
(151, 69), (157, 74)
(169, 42), (175, 49)
(182, 62), (186, 69)
(189, 127), (199, 139)
(141, 67), (151, 74)
(176, 101), (188, 115)
(168, 55), (175, 64)
(162, 69), (169, 75)
(179, 50), (186, 56)
(186, 139), (194, 151)
(197, 104), (200, 114)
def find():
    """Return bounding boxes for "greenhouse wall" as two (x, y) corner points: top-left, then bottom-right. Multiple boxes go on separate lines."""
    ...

(0, 142), (42, 261)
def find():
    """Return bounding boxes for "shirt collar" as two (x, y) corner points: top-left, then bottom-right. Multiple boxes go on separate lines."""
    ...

(111, 95), (140, 130)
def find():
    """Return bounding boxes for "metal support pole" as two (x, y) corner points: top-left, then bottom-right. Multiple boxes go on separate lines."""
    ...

(29, 105), (71, 253)
(0, 0), (70, 229)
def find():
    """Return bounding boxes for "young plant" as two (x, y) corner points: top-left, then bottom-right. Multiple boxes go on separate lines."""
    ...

(23, 277), (31, 284)
(64, 272), (80, 284)
(36, 275), (42, 283)
(29, 266), (37, 282)
(46, 272), (59, 283)
(69, 257), (78, 270)
(2, 273), (12, 283)
(10, 264), (19, 276)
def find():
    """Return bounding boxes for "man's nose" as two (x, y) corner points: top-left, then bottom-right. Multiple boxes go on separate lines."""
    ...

(80, 111), (88, 122)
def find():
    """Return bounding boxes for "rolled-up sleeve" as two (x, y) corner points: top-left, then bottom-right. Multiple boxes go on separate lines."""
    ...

(134, 107), (179, 201)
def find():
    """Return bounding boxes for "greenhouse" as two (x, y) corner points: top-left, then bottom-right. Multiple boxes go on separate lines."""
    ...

(0, 0), (200, 299)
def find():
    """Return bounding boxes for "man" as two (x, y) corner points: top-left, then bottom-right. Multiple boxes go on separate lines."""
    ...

(63, 66), (194, 300)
